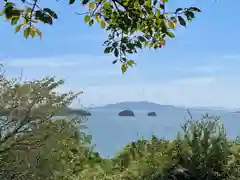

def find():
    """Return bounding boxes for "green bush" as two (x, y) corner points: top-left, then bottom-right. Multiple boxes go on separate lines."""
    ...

(168, 114), (232, 180)
(100, 114), (240, 180)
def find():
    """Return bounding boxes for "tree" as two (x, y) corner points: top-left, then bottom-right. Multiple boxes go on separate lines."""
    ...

(0, 65), (105, 180)
(0, 67), (87, 179)
(0, 0), (201, 73)
(0, 75), (81, 154)
(170, 114), (231, 180)
(0, 119), (94, 180)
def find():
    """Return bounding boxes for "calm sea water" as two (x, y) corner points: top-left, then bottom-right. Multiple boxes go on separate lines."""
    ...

(84, 109), (240, 157)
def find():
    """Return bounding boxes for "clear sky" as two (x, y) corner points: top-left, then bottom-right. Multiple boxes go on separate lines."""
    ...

(1, 0), (240, 109)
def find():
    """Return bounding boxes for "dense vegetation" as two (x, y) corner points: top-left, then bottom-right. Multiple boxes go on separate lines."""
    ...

(0, 66), (239, 180)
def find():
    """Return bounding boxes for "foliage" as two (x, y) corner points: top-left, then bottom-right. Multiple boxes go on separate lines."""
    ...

(91, 114), (240, 180)
(0, 75), (81, 154)
(0, 69), (87, 179)
(1, 100), (240, 180)
(0, 0), (201, 73)
(169, 114), (233, 180)
(0, 119), (92, 180)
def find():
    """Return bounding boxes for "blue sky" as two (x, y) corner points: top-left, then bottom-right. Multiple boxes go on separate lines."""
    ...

(1, 0), (240, 108)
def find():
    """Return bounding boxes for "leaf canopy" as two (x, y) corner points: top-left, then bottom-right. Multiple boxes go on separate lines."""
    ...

(0, 0), (201, 73)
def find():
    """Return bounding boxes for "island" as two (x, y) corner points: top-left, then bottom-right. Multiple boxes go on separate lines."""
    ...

(147, 112), (157, 116)
(56, 107), (91, 116)
(118, 110), (135, 116)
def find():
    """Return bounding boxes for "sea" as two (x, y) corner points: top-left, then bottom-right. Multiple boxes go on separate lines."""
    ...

(83, 109), (240, 158)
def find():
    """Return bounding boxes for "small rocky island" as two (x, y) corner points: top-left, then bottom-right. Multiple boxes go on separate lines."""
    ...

(147, 112), (157, 116)
(118, 110), (135, 116)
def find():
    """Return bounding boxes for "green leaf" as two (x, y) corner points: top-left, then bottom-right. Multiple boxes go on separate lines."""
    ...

(82, 0), (90, 5)
(69, 0), (75, 4)
(168, 20), (175, 29)
(11, 16), (19, 25)
(112, 42), (118, 48)
(35, 10), (42, 19)
(103, 2), (111, 9)
(155, 9), (160, 18)
(121, 64), (127, 73)
(112, 60), (117, 64)
(185, 11), (195, 21)
(126, 43), (135, 50)
(160, 3), (165, 10)
(175, 8), (183, 13)
(89, 19), (94, 26)
(38, 14), (53, 25)
(161, 21), (168, 33)
(0, 9), (5, 16)
(25, 7), (31, 13)
(84, 15), (90, 23)
(189, 7), (201, 12)
(167, 31), (175, 38)
(43, 8), (58, 19)
(5, 8), (14, 19)
(122, 57), (127, 62)
(23, 27), (30, 39)
(100, 20), (105, 29)
(114, 48), (119, 57)
(15, 24), (23, 32)
(104, 47), (112, 54)
(94, 14), (101, 22)
(123, 14), (131, 26)
(5, 2), (16, 8)
(137, 36), (146, 42)
(35, 28), (42, 39)
(127, 60), (135, 67)
(178, 16), (186, 27)
(135, 41), (142, 49)
(30, 28), (36, 38)
(153, 0), (158, 6)
(89, 3), (95, 10)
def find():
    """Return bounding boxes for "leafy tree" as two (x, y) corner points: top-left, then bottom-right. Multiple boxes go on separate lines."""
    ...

(223, 138), (240, 180)
(0, 119), (94, 180)
(167, 114), (235, 180)
(100, 115), (240, 180)
(109, 136), (174, 180)
(0, 0), (201, 72)
(0, 68), (88, 179)
(0, 75), (80, 154)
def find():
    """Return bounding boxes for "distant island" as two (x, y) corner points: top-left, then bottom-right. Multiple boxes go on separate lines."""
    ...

(94, 101), (230, 114)
(96, 101), (178, 111)
(147, 112), (157, 116)
(56, 107), (91, 116)
(118, 110), (135, 116)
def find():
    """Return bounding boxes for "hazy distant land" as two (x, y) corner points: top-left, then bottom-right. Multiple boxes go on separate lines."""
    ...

(92, 101), (233, 114)
(62, 101), (238, 117)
